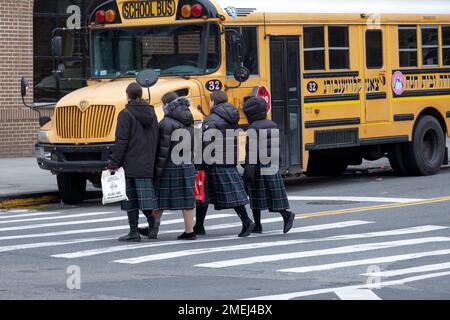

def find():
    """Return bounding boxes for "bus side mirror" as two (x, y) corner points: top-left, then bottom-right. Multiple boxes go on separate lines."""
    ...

(51, 36), (62, 59)
(136, 69), (159, 88)
(234, 66), (250, 83)
(53, 63), (66, 80)
(21, 77), (29, 98)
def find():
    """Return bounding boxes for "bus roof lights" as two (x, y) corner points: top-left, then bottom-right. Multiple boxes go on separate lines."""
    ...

(96, 10), (106, 24)
(181, 5), (192, 18)
(105, 9), (116, 23)
(191, 4), (205, 18)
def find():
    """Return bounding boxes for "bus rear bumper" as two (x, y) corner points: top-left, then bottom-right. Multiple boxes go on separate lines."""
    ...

(35, 143), (114, 173)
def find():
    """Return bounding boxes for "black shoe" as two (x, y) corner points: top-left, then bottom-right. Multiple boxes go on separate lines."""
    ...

(194, 225), (206, 236)
(239, 221), (255, 238)
(283, 212), (296, 234)
(177, 232), (197, 240)
(252, 224), (263, 234)
(118, 231), (141, 242)
(138, 227), (149, 237)
(148, 220), (161, 240)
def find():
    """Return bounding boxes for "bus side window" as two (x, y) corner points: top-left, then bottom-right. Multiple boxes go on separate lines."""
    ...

(366, 30), (383, 69)
(328, 26), (350, 69)
(303, 26), (325, 70)
(421, 25), (439, 67)
(225, 27), (259, 76)
(443, 26), (450, 65)
(399, 25), (418, 67)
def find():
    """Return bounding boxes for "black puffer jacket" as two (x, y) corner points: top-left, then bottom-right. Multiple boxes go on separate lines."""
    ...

(202, 103), (241, 166)
(109, 101), (159, 178)
(155, 98), (194, 177)
(244, 97), (280, 167)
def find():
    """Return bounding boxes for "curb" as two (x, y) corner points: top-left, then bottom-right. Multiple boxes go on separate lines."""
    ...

(0, 191), (102, 209)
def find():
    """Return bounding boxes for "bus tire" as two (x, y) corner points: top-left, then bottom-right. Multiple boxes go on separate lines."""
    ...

(306, 153), (348, 177)
(387, 143), (409, 176)
(403, 115), (445, 176)
(57, 173), (87, 205)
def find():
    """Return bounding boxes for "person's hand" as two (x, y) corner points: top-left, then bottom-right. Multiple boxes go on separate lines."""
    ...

(107, 162), (120, 173)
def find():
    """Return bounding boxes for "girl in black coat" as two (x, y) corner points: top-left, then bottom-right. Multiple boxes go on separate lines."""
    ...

(194, 91), (255, 238)
(243, 97), (295, 234)
(108, 82), (159, 242)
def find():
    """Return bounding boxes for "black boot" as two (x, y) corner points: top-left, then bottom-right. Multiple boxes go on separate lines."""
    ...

(194, 205), (208, 236)
(138, 211), (153, 237)
(280, 210), (296, 234)
(177, 232), (197, 240)
(252, 209), (263, 234)
(235, 206), (255, 237)
(119, 210), (141, 242)
(141, 211), (160, 240)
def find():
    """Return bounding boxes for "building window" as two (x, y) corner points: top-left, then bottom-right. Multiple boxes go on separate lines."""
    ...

(421, 26), (439, 66)
(328, 26), (350, 69)
(443, 26), (450, 65)
(33, 0), (104, 102)
(366, 30), (383, 69)
(303, 26), (325, 70)
(399, 26), (418, 67)
(225, 27), (259, 76)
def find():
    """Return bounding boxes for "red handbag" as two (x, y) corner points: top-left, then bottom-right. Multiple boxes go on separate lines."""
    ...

(194, 170), (206, 203)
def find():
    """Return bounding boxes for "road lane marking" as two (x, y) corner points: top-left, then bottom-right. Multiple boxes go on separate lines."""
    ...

(278, 249), (450, 274)
(244, 271), (450, 300)
(195, 237), (450, 269)
(296, 195), (450, 219)
(0, 237), (118, 253)
(0, 214), (232, 232)
(0, 211), (116, 224)
(114, 226), (446, 265)
(0, 213), (233, 241)
(288, 196), (424, 203)
(360, 262), (450, 278)
(52, 220), (371, 260)
(0, 211), (63, 219)
(55, 221), (370, 259)
(334, 288), (382, 300)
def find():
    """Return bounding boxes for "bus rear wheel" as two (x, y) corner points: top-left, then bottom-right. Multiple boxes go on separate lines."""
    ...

(404, 115), (445, 176)
(57, 173), (87, 205)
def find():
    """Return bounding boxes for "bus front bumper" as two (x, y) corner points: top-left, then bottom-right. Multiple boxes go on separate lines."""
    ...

(35, 143), (114, 173)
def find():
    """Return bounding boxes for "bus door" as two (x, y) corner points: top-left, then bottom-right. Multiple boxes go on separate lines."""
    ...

(363, 26), (389, 122)
(269, 37), (302, 174)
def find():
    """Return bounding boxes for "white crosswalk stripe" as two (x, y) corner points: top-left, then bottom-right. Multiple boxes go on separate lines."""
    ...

(54, 221), (371, 259)
(114, 225), (445, 265)
(360, 262), (450, 278)
(0, 211), (116, 224)
(195, 237), (450, 269)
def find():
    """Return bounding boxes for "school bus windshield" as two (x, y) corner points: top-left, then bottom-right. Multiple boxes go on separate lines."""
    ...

(91, 23), (220, 78)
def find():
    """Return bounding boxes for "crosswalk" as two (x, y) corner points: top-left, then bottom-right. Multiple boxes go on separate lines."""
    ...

(1, 205), (450, 300)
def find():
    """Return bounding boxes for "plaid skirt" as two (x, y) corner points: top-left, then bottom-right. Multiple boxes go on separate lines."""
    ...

(155, 161), (196, 210)
(121, 178), (158, 212)
(247, 166), (290, 212)
(199, 166), (249, 210)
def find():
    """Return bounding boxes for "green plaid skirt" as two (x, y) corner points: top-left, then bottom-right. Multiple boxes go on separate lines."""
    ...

(247, 166), (290, 212)
(121, 178), (158, 212)
(155, 161), (196, 210)
(199, 166), (249, 210)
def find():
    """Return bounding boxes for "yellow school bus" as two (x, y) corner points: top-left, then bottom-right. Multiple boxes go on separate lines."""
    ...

(30, 0), (450, 204)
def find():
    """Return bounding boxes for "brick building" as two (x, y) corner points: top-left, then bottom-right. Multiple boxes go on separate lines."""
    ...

(0, 0), (103, 157)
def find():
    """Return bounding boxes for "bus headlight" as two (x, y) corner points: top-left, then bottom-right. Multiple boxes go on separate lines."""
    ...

(38, 130), (49, 143)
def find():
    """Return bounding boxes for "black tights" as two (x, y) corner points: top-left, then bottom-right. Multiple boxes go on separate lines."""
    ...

(195, 205), (251, 227)
(253, 209), (291, 226)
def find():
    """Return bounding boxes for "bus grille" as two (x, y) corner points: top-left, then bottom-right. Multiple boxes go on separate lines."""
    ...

(55, 105), (115, 139)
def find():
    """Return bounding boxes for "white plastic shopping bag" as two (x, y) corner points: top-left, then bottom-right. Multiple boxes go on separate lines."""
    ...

(101, 168), (129, 205)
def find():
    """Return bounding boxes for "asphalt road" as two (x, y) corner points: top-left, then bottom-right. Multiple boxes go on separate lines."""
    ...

(1, 163), (450, 300)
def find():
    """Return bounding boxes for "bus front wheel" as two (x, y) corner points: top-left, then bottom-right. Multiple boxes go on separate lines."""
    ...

(404, 115), (445, 176)
(57, 173), (87, 205)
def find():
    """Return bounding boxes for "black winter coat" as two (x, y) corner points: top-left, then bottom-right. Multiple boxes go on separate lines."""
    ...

(109, 101), (159, 178)
(202, 103), (241, 167)
(243, 97), (280, 178)
(155, 98), (194, 177)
